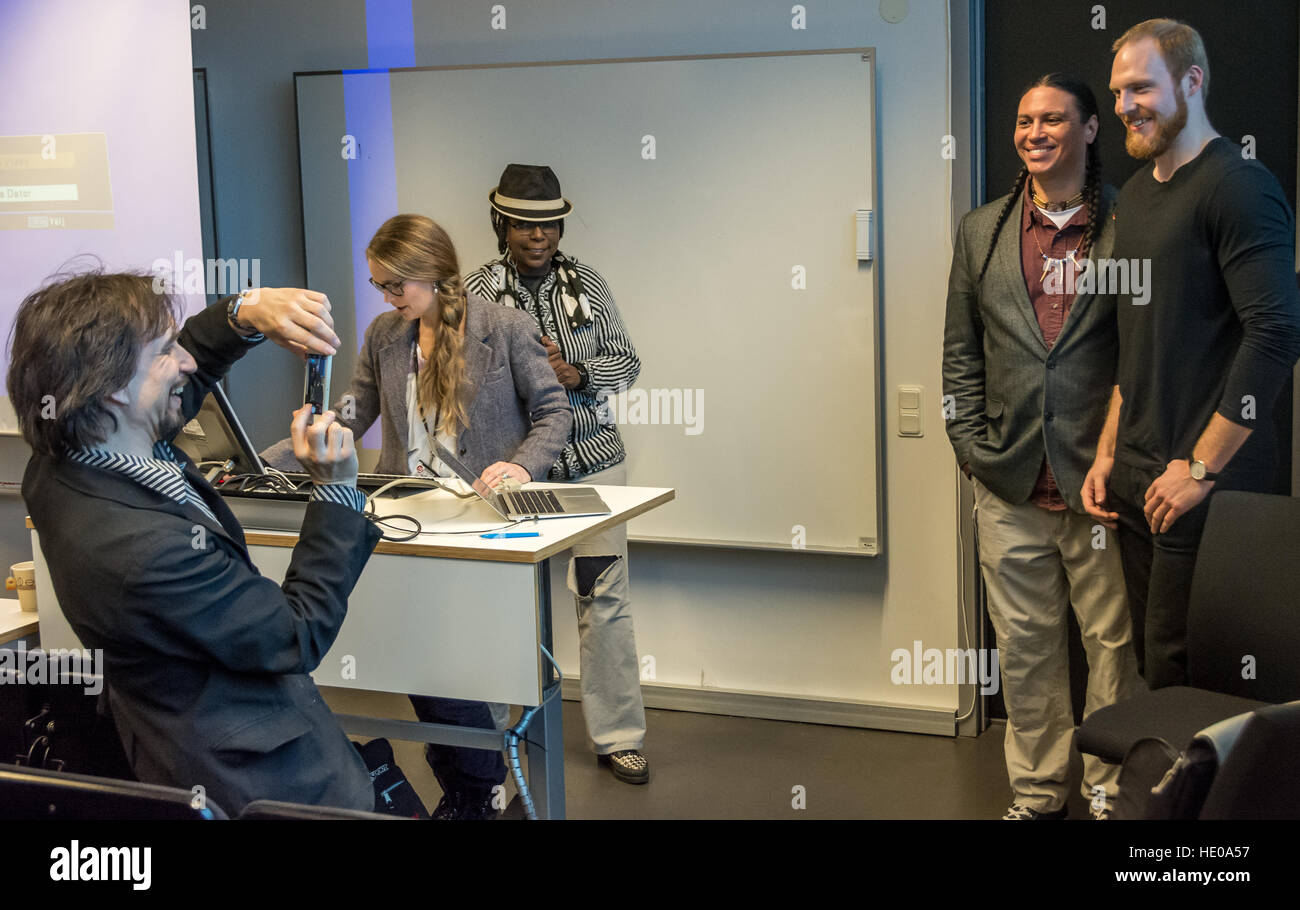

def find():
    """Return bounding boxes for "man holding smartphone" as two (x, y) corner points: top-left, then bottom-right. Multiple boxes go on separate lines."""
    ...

(10, 270), (383, 815)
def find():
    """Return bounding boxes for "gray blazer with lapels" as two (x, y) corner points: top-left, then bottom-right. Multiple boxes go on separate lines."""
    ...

(265, 294), (572, 481)
(943, 185), (1118, 513)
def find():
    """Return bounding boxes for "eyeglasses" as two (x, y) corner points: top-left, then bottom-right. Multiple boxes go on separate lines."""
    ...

(507, 219), (561, 234)
(368, 276), (407, 296)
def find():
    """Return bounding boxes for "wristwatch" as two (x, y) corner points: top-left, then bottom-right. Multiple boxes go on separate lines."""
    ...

(574, 363), (590, 391)
(227, 289), (260, 336)
(1188, 458), (1219, 481)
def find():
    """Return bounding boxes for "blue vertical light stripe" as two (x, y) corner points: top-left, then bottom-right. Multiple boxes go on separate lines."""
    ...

(364, 0), (416, 70)
(342, 71), (398, 450)
(341, 0), (413, 447)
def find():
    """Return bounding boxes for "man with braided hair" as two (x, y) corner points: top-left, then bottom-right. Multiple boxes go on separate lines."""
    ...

(944, 74), (1141, 819)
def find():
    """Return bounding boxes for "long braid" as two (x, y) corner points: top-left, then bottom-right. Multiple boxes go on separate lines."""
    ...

(977, 166), (1029, 283)
(1079, 143), (1102, 260)
(422, 275), (468, 437)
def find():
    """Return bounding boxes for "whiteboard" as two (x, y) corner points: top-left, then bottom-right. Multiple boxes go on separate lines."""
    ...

(295, 49), (880, 554)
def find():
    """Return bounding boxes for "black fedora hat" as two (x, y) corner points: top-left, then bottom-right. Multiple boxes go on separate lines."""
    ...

(489, 164), (573, 221)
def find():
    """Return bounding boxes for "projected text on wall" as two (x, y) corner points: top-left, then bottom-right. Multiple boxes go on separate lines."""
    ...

(0, 133), (114, 230)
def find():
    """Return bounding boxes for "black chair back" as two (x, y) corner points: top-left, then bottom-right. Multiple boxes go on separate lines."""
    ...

(0, 763), (227, 819)
(1200, 701), (1300, 819)
(1187, 492), (1300, 701)
(238, 799), (396, 820)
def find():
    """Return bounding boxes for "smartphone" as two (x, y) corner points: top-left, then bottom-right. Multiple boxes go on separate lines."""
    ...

(304, 354), (332, 415)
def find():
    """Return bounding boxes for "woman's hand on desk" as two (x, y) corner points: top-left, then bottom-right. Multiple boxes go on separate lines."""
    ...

(291, 406), (359, 487)
(479, 462), (531, 491)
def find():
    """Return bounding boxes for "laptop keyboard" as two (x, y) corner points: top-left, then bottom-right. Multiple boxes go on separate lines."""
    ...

(501, 489), (565, 515)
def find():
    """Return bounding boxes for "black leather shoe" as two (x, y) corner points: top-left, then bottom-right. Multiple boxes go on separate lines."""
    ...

(430, 790), (500, 820)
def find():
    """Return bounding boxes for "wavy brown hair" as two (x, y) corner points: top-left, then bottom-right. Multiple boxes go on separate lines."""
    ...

(7, 268), (179, 457)
(367, 214), (469, 436)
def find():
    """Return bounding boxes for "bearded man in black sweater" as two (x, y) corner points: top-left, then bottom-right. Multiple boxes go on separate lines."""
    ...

(1081, 19), (1300, 689)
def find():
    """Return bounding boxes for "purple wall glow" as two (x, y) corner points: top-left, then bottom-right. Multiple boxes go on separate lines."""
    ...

(0, 0), (203, 406)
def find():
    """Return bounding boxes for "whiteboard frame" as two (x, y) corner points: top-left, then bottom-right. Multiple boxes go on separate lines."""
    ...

(293, 47), (883, 556)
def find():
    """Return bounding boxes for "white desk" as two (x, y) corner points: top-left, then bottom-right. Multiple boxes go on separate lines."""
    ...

(0, 597), (38, 647)
(30, 482), (674, 819)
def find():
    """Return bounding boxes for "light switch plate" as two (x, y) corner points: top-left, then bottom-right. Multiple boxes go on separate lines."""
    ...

(898, 384), (923, 437)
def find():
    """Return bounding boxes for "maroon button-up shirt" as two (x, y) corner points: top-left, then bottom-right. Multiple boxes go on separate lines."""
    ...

(1019, 184), (1088, 511)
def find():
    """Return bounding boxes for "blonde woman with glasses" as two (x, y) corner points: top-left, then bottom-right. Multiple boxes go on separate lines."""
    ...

(266, 213), (571, 818)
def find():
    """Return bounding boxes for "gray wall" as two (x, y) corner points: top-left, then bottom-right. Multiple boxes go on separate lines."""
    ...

(192, 0), (971, 727)
(0, 435), (33, 579)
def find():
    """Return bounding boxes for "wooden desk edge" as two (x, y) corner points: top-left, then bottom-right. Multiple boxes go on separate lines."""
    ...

(31, 490), (677, 564)
(246, 488), (676, 563)
(1, 617), (40, 646)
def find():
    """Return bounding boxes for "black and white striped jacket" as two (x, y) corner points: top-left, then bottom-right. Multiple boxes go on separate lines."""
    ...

(464, 254), (640, 480)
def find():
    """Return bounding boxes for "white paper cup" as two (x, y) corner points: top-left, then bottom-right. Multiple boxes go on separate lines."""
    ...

(6, 562), (36, 613)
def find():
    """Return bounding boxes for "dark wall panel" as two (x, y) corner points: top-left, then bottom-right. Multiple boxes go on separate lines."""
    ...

(983, 0), (1297, 208)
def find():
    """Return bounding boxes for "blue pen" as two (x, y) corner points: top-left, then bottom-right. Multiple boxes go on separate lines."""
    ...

(480, 531), (541, 539)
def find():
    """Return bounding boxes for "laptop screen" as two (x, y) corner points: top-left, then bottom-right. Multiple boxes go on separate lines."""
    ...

(173, 385), (266, 476)
(430, 439), (500, 503)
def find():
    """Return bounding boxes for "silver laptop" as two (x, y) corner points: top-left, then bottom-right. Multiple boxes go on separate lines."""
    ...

(431, 440), (611, 520)
(174, 385), (267, 476)
(174, 386), (430, 499)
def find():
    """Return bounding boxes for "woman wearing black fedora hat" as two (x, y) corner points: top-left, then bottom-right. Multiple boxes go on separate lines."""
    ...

(465, 164), (650, 785)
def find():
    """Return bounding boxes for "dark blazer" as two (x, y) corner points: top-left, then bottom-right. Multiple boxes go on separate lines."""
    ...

(943, 186), (1119, 512)
(264, 294), (572, 479)
(22, 302), (382, 815)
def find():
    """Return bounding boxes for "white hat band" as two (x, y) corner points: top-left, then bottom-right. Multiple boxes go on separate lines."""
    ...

(493, 192), (566, 212)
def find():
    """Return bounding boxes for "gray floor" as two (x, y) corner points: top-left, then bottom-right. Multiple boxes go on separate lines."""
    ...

(321, 688), (1097, 820)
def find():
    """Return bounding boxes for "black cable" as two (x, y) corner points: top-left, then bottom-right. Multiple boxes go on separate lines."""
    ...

(218, 471), (300, 494)
(361, 499), (530, 540)
(368, 513), (423, 542)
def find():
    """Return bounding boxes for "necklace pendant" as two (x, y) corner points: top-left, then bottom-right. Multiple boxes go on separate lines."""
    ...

(1039, 254), (1059, 285)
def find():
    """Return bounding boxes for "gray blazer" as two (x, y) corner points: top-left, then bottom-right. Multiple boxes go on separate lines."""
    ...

(265, 294), (572, 480)
(943, 186), (1119, 513)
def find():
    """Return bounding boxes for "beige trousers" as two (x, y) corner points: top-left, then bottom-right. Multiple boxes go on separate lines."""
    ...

(973, 478), (1143, 812)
